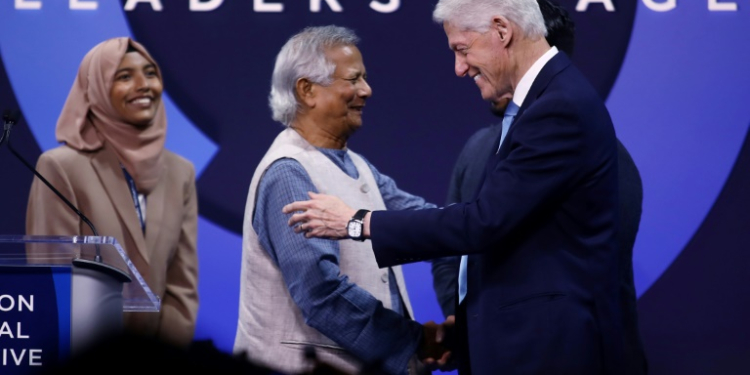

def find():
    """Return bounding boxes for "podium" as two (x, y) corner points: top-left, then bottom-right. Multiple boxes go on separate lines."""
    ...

(0, 235), (160, 374)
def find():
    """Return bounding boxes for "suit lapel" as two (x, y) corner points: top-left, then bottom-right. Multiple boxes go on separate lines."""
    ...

(515, 51), (572, 120)
(145, 164), (167, 260)
(90, 145), (150, 265)
(479, 52), (574, 190)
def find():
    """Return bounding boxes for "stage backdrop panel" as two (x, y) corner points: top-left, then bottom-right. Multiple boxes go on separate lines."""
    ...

(1, 1), (748, 373)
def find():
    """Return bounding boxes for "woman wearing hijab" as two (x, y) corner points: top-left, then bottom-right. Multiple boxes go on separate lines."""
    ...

(26, 37), (199, 348)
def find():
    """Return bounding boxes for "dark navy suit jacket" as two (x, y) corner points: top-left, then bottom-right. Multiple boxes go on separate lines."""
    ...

(371, 53), (645, 374)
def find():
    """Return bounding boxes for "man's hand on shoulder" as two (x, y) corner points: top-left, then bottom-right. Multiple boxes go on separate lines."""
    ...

(283, 191), (356, 239)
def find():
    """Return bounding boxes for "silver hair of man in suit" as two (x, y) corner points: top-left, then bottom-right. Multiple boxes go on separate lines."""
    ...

(269, 25), (360, 127)
(433, 0), (547, 37)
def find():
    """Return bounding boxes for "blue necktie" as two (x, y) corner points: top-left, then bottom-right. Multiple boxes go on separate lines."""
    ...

(458, 101), (519, 305)
(496, 100), (519, 153)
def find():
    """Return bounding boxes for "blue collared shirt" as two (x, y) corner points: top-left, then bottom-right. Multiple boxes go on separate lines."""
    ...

(253, 147), (436, 375)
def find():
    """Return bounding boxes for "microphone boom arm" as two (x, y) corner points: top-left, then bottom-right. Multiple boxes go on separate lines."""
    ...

(2, 111), (104, 263)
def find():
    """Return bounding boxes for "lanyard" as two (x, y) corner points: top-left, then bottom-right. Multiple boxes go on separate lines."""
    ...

(122, 167), (146, 234)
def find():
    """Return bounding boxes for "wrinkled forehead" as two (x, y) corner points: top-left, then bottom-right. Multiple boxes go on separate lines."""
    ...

(326, 44), (365, 69)
(324, 43), (360, 60)
(444, 21), (479, 49)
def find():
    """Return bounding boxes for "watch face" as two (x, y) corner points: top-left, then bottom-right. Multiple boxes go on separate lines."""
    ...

(347, 221), (362, 238)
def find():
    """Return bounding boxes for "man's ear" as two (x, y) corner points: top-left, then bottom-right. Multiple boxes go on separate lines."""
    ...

(296, 78), (316, 108)
(492, 15), (512, 46)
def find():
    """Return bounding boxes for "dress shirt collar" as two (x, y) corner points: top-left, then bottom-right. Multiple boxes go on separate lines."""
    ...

(511, 46), (558, 108)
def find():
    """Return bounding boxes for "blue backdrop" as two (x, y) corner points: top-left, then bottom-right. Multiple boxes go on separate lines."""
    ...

(1, 1), (748, 374)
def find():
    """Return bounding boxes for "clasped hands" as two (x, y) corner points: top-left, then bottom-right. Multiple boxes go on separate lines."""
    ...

(283, 193), (457, 371)
(419, 316), (457, 372)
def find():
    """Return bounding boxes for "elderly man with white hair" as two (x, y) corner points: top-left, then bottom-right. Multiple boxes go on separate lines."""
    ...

(283, 1), (648, 374)
(233, 25), (448, 375)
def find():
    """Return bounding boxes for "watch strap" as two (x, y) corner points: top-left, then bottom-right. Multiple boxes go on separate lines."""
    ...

(352, 209), (370, 222)
(348, 209), (370, 241)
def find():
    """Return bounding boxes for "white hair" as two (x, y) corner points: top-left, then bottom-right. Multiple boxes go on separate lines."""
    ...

(269, 25), (360, 127)
(433, 0), (546, 38)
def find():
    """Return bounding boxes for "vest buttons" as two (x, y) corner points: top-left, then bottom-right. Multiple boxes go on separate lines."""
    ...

(360, 184), (370, 193)
(381, 273), (388, 283)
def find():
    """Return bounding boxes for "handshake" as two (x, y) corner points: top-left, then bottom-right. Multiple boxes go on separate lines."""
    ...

(418, 315), (457, 372)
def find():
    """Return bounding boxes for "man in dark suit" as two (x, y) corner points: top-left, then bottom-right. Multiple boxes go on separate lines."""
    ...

(431, 0), (580, 319)
(432, 13), (647, 373)
(283, 0), (647, 373)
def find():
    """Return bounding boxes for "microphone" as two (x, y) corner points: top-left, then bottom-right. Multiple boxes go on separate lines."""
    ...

(2, 110), (100, 241)
(1, 110), (129, 281)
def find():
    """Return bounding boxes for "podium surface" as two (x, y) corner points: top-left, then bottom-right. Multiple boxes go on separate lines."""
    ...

(0, 235), (159, 312)
(0, 235), (160, 373)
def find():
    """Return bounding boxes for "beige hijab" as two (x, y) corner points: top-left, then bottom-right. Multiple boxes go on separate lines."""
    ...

(55, 37), (166, 193)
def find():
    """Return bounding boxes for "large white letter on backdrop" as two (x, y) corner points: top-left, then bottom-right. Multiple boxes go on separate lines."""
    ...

(15, 0), (41, 10)
(70, 0), (97, 10)
(190, 0), (223, 11)
(576, 0), (615, 11)
(642, 0), (676, 12)
(370, 0), (399, 13)
(311, 0), (343, 12)
(709, 0), (738, 11)
(124, 0), (163, 11)
(254, 0), (283, 12)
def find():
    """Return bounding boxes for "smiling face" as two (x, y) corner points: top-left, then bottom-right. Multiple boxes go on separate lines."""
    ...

(109, 51), (163, 129)
(312, 44), (372, 138)
(445, 20), (512, 104)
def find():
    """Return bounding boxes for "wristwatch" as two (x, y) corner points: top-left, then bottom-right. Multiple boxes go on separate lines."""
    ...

(347, 209), (370, 241)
